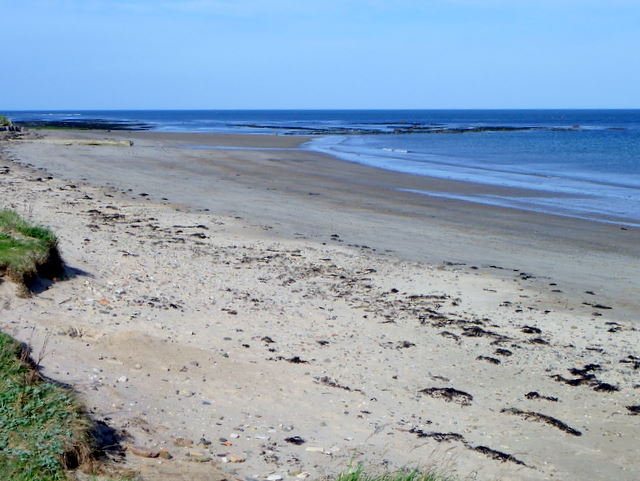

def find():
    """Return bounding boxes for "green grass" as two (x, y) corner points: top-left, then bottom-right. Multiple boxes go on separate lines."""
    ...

(0, 115), (11, 127)
(0, 332), (93, 480)
(0, 209), (63, 287)
(335, 466), (457, 481)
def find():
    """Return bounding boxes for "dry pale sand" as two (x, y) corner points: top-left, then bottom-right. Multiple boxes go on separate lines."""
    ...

(0, 130), (639, 481)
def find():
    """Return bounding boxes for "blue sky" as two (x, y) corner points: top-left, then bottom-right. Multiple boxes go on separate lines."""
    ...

(1, 0), (639, 109)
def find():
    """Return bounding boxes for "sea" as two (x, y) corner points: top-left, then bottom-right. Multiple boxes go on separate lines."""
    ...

(6, 110), (640, 227)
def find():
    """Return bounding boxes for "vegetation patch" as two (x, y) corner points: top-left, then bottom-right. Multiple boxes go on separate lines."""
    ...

(0, 115), (11, 127)
(0, 209), (64, 290)
(334, 465), (456, 481)
(0, 332), (93, 480)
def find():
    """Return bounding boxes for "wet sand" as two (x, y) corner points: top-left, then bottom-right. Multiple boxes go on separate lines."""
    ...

(1, 130), (639, 481)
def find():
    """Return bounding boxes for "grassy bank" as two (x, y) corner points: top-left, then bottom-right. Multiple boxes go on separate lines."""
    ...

(0, 332), (93, 480)
(0, 209), (64, 289)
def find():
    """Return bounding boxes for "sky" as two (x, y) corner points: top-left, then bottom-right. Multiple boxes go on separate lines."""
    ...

(1, 0), (639, 109)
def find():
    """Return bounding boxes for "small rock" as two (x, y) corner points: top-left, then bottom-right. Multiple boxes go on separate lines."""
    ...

(297, 473), (311, 479)
(305, 447), (324, 453)
(174, 437), (194, 447)
(187, 452), (212, 462)
(228, 455), (246, 463)
(128, 445), (159, 458)
(117, 376), (128, 383)
(267, 475), (283, 481)
(158, 449), (173, 459)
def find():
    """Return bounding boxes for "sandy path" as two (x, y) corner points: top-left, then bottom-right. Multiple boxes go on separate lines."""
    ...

(0, 132), (638, 481)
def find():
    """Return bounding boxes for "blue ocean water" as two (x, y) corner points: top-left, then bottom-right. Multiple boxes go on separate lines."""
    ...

(6, 110), (640, 225)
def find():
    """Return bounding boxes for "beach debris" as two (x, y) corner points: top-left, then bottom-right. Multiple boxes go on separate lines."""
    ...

(620, 355), (640, 370)
(439, 331), (460, 341)
(626, 405), (640, 415)
(569, 364), (602, 376)
(406, 428), (526, 466)
(501, 408), (582, 436)
(592, 382), (620, 392)
(495, 348), (513, 357)
(551, 364), (618, 392)
(461, 326), (502, 339)
(525, 391), (559, 402)
(286, 356), (308, 364)
(472, 445), (526, 465)
(551, 374), (594, 386)
(521, 325), (542, 334)
(408, 428), (464, 443)
(582, 302), (613, 310)
(528, 337), (550, 345)
(315, 376), (365, 394)
(284, 436), (306, 445)
(267, 355), (309, 363)
(477, 355), (501, 365)
(418, 387), (473, 406)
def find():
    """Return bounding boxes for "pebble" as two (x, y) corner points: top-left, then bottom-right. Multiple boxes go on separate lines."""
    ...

(305, 447), (324, 453)
(128, 445), (159, 458)
(267, 475), (283, 481)
(158, 449), (173, 459)
(187, 452), (212, 462)
(174, 437), (194, 447)
(117, 376), (128, 383)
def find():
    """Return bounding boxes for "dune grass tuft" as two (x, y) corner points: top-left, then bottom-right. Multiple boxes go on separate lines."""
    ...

(0, 115), (11, 127)
(0, 209), (63, 288)
(0, 332), (94, 480)
(335, 465), (457, 481)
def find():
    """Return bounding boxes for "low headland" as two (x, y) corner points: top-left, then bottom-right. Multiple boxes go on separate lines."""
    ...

(0, 128), (638, 481)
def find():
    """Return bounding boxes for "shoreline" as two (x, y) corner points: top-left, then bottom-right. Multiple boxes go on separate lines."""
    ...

(6, 129), (640, 321)
(1, 129), (639, 480)
(306, 135), (640, 229)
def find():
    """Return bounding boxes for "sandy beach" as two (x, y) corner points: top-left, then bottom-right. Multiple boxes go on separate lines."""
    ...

(1, 130), (639, 481)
